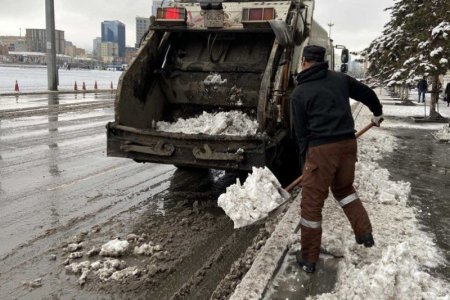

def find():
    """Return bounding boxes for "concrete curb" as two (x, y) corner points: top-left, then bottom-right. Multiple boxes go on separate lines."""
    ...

(229, 195), (301, 300)
(0, 89), (116, 96)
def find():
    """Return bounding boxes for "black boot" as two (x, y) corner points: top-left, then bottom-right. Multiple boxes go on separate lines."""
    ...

(295, 252), (316, 273)
(356, 233), (375, 248)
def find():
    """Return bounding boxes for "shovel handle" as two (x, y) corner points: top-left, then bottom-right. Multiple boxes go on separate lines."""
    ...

(355, 122), (375, 138)
(283, 122), (376, 191)
(285, 175), (303, 192)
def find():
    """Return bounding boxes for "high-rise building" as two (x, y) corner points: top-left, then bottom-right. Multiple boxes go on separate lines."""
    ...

(25, 29), (65, 54)
(101, 21), (125, 57)
(93, 37), (102, 58)
(136, 17), (151, 48)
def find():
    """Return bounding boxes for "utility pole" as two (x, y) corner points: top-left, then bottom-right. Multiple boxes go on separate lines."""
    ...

(45, 0), (58, 91)
(327, 22), (334, 39)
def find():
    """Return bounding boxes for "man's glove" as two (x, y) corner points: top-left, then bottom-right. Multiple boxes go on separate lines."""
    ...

(371, 114), (384, 127)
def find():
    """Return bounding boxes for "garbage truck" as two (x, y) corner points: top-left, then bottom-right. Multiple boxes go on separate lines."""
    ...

(106, 0), (334, 183)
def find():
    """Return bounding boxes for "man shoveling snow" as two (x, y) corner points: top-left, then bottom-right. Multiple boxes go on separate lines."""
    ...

(217, 167), (289, 229)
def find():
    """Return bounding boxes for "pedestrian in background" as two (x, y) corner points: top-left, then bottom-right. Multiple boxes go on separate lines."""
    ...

(445, 82), (450, 107)
(417, 77), (428, 103)
(291, 45), (383, 274)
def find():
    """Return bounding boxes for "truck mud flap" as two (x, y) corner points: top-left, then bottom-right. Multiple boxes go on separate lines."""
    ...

(120, 141), (175, 157)
(193, 144), (244, 162)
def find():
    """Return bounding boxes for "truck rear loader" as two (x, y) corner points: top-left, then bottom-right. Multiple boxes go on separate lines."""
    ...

(106, 0), (334, 184)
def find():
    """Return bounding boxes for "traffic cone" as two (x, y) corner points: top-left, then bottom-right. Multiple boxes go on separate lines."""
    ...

(74, 81), (78, 91)
(14, 80), (19, 92)
(82, 82), (86, 90)
(94, 80), (98, 90)
(110, 81), (113, 89)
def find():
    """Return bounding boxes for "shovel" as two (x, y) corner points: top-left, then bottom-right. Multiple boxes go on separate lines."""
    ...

(249, 122), (377, 226)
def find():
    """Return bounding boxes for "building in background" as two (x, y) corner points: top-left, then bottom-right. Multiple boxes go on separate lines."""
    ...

(25, 29), (65, 54)
(93, 37), (102, 58)
(136, 17), (151, 48)
(100, 41), (119, 64)
(124, 47), (138, 64)
(65, 45), (86, 58)
(0, 36), (27, 52)
(101, 21), (125, 57)
(0, 42), (9, 56)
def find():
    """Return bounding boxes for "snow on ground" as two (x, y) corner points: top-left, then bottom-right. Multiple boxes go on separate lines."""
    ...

(218, 167), (290, 228)
(156, 111), (258, 136)
(63, 235), (167, 285)
(432, 125), (450, 142)
(99, 239), (129, 257)
(305, 95), (449, 299)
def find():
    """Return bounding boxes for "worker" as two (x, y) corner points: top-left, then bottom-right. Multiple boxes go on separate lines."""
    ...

(291, 45), (383, 273)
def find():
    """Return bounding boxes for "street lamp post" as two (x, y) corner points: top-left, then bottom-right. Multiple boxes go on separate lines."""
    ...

(45, 0), (58, 91)
(327, 22), (334, 39)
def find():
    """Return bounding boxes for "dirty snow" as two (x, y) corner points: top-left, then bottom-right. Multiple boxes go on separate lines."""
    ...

(62, 234), (166, 285)
(218, 167), (290, 229)
(156, 111), (258, 136)
(204, 73), (227, 85)
(99, 239), (129, 257)
(309, 103), (450, 298)
(433, 125), (450, 141)
(134, 242), (162, 256)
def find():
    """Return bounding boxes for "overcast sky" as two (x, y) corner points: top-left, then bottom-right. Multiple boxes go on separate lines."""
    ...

(0, 0), (393, 52)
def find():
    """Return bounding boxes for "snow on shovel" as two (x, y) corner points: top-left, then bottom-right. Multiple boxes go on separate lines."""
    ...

(218, 122), (377, 228)
(217, 166), (290, 229)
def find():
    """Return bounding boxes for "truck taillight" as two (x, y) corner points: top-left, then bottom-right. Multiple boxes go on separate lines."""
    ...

(156, 7), (187, 25)
(242, 7), (275, 21)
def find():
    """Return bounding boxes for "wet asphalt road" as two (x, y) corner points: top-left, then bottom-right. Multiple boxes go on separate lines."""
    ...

(0, 92), (261, 300)
(0, 93), (178, 298)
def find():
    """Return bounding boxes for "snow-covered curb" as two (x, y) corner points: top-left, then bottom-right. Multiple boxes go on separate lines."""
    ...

(315, 121), (448, 299)
(231, 106), (449, 299)
(230, 195), (301, 300)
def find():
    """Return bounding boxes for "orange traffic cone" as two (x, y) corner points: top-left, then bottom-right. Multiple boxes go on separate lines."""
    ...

(82, 82), (86, 90)
(14, 80), (19, 92)
(94, 80), (98, 90)
(110, 81), (113, 89)
(74, 81), (78, 91)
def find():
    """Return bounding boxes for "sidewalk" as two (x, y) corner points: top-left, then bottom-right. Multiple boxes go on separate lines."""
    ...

(233, 88), (450, 299)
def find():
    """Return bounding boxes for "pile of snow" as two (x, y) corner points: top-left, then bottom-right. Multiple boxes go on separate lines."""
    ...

(134, 242), (163, 256)
(156, 111), (258, 136)
(218, 167), (289, 228)
(62, 235), (167, 285)
(65, 258), (137, 284)
(99, 239), (129, 257)
(313, 107), (449, 299)
(204, 73), (227, 85)
(433, 125), (450, 141)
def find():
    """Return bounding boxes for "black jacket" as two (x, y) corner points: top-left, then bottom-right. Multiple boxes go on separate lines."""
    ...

(291, 62), (383, 159)
(417, 79), (428, 91)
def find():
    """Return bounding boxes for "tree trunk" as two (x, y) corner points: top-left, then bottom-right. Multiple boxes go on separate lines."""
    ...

(401, 84), (409, 101)
(428, 75), (444, 120)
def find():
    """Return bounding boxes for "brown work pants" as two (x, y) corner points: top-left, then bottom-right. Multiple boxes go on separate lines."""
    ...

(300, 138), (372, 263)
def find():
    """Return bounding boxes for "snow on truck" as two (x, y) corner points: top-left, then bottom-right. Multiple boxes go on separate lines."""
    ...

(106, 0), (333, 183)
